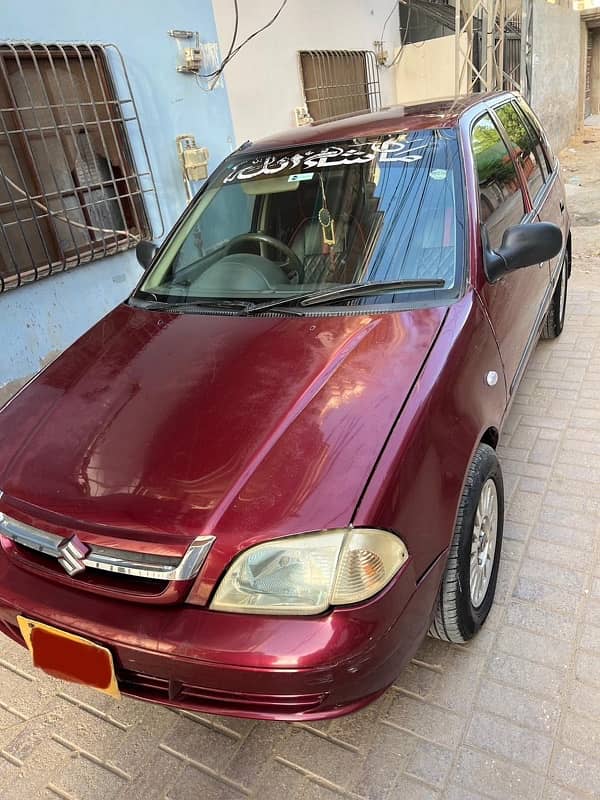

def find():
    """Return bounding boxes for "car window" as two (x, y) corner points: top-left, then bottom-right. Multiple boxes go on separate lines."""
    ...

(495, 102), (546, 201)
(517, 99), (554, 174)
(471, 113), (525, 252)
(172, 182), (254, 274)
(138, 129), (465, 308)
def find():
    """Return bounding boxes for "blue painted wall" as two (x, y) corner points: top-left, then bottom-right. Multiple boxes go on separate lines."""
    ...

(0, 0), (235, 394)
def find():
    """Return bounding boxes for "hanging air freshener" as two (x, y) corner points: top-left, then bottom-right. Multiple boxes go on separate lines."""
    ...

(318, 206), (336, 246)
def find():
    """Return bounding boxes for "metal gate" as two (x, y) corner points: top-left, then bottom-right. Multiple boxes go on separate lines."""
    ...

(454, 0), (528, 98)
(395, 0), (524, 97)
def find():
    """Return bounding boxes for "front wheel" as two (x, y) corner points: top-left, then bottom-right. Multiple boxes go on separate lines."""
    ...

(429, 443), (504, 643)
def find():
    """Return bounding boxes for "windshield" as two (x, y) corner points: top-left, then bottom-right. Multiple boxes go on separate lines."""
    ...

(137, 129), (464, 309)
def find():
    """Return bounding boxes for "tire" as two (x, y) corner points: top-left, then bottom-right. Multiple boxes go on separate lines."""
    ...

(429, 443), (504, 643)
(541, 252), (568, 340)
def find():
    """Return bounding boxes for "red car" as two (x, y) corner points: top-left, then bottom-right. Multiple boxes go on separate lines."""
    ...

(0, 92), (568, 720)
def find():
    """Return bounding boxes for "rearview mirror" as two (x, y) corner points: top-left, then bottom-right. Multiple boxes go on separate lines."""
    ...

(136, 240), (158, 270)
(484, 222), (562, 283)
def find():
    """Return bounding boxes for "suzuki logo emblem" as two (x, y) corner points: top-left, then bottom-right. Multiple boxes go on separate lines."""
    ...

(57, 535), (90, 576)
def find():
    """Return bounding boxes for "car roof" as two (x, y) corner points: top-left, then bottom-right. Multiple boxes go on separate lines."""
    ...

(243, 92), (517, 154)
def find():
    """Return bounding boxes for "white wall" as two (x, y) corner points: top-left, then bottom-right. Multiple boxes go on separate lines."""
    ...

(394, 34), (468, 105)
(530, 0), (581, 151)
(212, 0), (402, 144)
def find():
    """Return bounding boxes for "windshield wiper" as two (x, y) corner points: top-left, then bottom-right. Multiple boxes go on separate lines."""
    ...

(243, 279), (445, 314)
(299, 279), (446, 306)
(131, 296), (306, 316)
(130, 297), (255, 313)
(130, 279), (444, 317)
(127, 295), (304, 317)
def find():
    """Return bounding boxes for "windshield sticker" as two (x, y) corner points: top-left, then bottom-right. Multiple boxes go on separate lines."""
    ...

(224, 139), (426, 184)
(429, 169), (447, 180)
(288, 172), (314, 183)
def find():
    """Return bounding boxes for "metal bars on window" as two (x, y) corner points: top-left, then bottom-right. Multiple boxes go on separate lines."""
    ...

(0, 42), (162, 292)
(299, 50), (381, 123)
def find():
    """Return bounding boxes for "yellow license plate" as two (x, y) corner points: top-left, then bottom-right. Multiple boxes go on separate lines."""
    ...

(17, 616), (120, 699)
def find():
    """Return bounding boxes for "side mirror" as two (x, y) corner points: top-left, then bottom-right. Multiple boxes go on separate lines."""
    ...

(136, 240), (158, 269)
(484, 222), (562, 283)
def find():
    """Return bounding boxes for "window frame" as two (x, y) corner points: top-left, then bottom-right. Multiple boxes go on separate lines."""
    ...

(298, 50), (381, 124)
(0, 42), (160, 293)
(516, 97), (556, 176)
(468, 108), (529, 248)
(514, 103), (551, 180)
(491, 100), (548, 206)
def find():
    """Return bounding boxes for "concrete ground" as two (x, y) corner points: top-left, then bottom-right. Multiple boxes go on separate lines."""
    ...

(1, 130), (600, 800)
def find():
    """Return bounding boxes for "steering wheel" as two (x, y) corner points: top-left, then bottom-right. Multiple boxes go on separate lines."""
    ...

(224, 232), (305, 284)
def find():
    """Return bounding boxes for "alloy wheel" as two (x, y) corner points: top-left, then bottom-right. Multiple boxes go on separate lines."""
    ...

(469, 478), (498, 608)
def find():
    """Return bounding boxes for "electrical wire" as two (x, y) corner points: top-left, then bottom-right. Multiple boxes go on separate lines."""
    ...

(0, 171), (138, 241)
(201, 0), (239, 79)
(221, 0), (289, 66)
(380, 0), (401, 42)
(378, 0), (415, 70)
(219, 0), (240, 68)
(385, 0), (414, 70)
(200, 0), (289, 89)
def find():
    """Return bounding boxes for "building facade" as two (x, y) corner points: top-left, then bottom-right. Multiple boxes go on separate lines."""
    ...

(212, 0), (402, 143)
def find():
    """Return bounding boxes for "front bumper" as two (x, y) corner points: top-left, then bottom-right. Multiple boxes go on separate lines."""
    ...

(0, 547), (447, 720)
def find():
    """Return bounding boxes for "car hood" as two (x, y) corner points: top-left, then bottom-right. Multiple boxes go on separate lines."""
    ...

(0, 302), (445, 548)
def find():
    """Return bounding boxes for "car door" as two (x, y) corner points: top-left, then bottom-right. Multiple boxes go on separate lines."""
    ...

(470, 111), (550, 396)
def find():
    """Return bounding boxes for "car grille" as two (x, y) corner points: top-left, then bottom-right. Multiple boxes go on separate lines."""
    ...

(118, 669), (326, 715)
(0, 505), (214, 604)
(11, 543), (171, 597)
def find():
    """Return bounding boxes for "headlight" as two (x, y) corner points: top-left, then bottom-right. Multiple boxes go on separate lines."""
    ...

(210, 528), (409, 615)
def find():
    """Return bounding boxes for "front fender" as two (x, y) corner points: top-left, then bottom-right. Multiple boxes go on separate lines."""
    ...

(353, 290), (506, 580)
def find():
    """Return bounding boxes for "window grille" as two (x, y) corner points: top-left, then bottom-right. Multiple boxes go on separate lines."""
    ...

(299, 50), (381, 123)
(0, 43), (162, 293)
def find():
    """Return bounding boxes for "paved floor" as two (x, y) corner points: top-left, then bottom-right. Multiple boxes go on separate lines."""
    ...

(2, 132), (600, 800)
